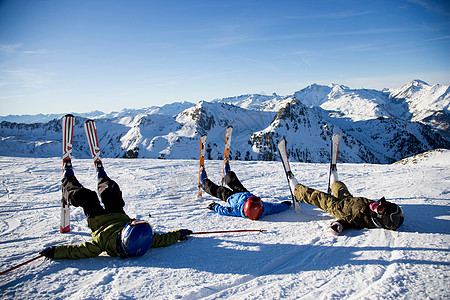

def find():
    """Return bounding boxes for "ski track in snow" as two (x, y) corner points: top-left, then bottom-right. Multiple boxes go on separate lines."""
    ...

(0, 156), (449, 299)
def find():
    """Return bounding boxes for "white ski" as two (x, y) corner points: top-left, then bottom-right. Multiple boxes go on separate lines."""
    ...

(60, 114), (74, 233)
(327, 133), (341, 194)
(277, 138), (301, 213)
(221, 125), (233, 186)
(84, 120), (103, 170)
(197, 135), (207, 198)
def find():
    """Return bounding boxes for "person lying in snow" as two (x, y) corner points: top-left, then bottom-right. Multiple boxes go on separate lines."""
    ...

(40, 160), (192, 259)
(287, 168), (404, 235)
(200, 162), (290, 220)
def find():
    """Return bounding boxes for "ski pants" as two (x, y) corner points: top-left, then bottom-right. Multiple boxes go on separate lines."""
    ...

(293, 181), (352, 214)
(203, 171), (249, 202)
(62, 176), (126, 218)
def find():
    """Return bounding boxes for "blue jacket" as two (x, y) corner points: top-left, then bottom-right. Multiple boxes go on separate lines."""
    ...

(212, 192), (289, 219)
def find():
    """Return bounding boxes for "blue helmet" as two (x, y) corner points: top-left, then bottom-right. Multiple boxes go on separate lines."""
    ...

(120, 220), (153, 257)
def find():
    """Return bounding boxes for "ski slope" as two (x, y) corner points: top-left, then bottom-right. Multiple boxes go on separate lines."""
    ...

(0, 154), (449, 299)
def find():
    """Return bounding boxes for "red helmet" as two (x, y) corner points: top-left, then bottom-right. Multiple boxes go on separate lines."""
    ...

(243, 197), (264, 220)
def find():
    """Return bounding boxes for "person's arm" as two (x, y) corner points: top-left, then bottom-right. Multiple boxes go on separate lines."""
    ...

(208, 202), (241, 217)
(151, 230), (189, 248)
(47, 241), (103, 259)
(263, 201), (290, 215)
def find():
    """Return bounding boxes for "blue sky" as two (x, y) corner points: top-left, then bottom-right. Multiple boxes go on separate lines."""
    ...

(0, 0), (449, 115)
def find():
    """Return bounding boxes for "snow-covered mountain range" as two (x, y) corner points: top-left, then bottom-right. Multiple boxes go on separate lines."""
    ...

(1, 80), (448, 163)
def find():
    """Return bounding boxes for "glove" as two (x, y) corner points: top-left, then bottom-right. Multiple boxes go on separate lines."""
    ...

(207, 202), (217, 210)
(40, 246), (56, 259)
(330, 221), (343, 236)
(282, 200), (292, 207)
(178, 229), (193, 241)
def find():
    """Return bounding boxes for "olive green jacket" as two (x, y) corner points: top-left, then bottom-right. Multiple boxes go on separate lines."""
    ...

(54, 213), (181, 259)
(294, 181), (376, 230)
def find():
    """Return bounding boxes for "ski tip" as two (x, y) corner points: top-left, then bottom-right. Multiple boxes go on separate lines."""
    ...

(277, 138), (287, 151)
(60, 225), (70, 233)
(64, 114), (75, 118)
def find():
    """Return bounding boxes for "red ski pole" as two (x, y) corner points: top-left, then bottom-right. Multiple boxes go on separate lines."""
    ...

(191, 229), (266, 235)
(0, 254), (44, 276)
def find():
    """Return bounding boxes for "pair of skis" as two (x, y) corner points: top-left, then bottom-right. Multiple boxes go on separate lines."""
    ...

(60, 114), (103, 233)
(197, 125), (233, 198)
(277, 133), (341, 213)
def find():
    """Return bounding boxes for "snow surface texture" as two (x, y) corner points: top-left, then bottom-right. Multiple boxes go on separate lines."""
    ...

(0, 153), (449, 299)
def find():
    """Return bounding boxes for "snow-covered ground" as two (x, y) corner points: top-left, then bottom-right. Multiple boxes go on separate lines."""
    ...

(0, 153), (449, 299)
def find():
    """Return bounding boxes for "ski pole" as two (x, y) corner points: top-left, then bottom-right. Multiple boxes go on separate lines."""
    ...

(0, 254), (44, 276)
(191, 229), (266, 235)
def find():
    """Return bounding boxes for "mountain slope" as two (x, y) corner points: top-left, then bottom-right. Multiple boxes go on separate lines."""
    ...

(249, 99), (448, 163)
(389, 80), (450, 139)
(0, 80), (448, 163)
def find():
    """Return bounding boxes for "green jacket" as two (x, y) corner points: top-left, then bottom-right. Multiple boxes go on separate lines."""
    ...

(54, 213), (181, 259)
(294, 181), (376, 229)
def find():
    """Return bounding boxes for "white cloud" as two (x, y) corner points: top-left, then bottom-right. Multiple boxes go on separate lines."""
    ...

(0, 43), (23, 54)
(0, 69), (53, 88)
(408, 0), (450, 17)
(285, 10), (376, 20)
(0, 43), (48, 55)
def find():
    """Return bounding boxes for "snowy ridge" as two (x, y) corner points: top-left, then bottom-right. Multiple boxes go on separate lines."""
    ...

(395, 148), (450, 166)
(212, 93), (287, 111)
(0, 111), (105, 124)
(293, 80), (449, 123)
(0, 102), (195, 124)
(0, 80), (449, 163)
(390, 80), (450, 139)
(390, 79), (450, 121)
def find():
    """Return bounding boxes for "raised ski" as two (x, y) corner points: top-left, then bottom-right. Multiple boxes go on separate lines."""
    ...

(221, 125), (233, 186)
(277, 138), (301, 213)
(60, 114), (74, 233)
(197, 135), (207, 198)
(327, 133), (341, 194)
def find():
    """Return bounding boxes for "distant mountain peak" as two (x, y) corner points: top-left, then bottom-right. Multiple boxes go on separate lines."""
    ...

(391, 80), (429, 98)
(411, 79), (429, 86)
(329, 84), (349, 96)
